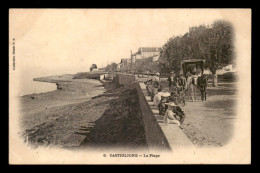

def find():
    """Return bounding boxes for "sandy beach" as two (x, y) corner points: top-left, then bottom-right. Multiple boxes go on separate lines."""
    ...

(18, 74), (147, 150)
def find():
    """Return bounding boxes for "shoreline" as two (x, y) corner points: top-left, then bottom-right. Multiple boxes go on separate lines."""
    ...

(19, 74), (110, 118)
(20, 81), (58, 97)
(21, 74), (103, 97)
(19, 73), (147, 149)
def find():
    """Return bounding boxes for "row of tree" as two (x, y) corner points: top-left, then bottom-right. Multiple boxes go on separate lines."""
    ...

(159, 20), (234, 86)
(120, 58), (159, 74)
(104, 57), (159, 75)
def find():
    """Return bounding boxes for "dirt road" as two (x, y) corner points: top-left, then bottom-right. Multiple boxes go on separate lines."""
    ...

(159, 80), (238, 147)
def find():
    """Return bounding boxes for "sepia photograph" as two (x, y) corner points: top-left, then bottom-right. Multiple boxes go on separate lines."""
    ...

(9, 9), (251, 164)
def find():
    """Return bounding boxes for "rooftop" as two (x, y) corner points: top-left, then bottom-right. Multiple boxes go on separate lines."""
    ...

(132, 47), (161, 56)
(138, 47), (161, 52)
(120, 58), (131, 63)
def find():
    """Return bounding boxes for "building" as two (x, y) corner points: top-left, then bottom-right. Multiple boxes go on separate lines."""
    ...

(131, 47), (161, 63)
(131, 52), (142, 63)
(152, 55), (160, 62)
(118, 58), (131, 69)
(222, 64), (237, 72)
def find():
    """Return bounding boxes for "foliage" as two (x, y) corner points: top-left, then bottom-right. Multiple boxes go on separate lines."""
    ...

(105, 63), (118, 72)
(118, 63), (131, 73)
(159, 20), (234, 75)
(90, 64), (98, 71)
(124, 58), (159, 74)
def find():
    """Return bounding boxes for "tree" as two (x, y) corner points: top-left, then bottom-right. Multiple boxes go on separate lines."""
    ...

(158, 35), (187, 74)
(205, 20), (234, 86)
(133, 58), (159, 77)
(106, 63), (118, 79)
(159, 20), (234, 86)
(90, 64), (97, 71)
(105, 63), (118, 72)
(119, 63), (131, 73)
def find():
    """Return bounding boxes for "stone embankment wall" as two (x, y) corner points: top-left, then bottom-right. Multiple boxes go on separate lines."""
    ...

(114, 73), (136, 86)
(113, 73), (170, 150)
(135, 82), (170, 150)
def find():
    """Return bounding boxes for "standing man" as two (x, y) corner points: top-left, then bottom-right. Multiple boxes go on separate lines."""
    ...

(197, 74), (208, 101)
(153, 72), (161, 87)
(177, 73), (187, 92)
(150, 72), (161, 101)
(167, 71), (177, 93)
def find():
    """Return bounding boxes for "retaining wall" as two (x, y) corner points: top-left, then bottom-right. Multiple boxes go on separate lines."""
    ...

(114, 73), (136, 86)
(113, 73), (171, 150)
(135, 82), (171, 150)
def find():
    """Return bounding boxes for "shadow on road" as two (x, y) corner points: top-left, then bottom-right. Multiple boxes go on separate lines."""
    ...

(203, 99), (237, 111)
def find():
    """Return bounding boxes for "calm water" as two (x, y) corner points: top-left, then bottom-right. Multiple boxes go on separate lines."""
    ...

(15, 63), (95, 97)
(18, 67), (79, 96)
(19, 81), (57, 96)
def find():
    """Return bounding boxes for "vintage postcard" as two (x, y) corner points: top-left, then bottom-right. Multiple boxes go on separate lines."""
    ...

(9, 9), (251, 164)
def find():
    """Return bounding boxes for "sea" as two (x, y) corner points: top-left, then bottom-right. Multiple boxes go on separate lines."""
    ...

(19, 81), (57, 96)
(17, 66), (82, 96)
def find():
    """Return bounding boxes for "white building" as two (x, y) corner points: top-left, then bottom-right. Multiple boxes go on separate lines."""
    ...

(131, 47), (161, 63)
(222, 64), (237, 72)
(118, 58), (131, 69)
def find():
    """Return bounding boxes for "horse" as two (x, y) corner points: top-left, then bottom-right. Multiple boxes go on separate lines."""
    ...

(197, 74), (208, 101)
(186, 75), (199, 102)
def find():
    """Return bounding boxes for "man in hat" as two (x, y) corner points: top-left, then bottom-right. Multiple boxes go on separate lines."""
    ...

(167, 71), (178, 93)
(177, 73), (187, 94)
(151, 72), (161, 100)
(163, 102), (186, 129)
(154, 89), (170, 109)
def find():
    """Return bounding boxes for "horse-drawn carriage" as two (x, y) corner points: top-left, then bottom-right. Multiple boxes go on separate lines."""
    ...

(180, 59), (207, 102)
(180, 59), (206, 77)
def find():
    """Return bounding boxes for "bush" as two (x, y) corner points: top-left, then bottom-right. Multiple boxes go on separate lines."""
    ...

(222, 72), (237, 81)
(73, 71), (104, 79)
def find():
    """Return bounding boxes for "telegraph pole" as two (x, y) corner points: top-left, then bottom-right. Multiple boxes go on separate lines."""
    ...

(130, 50), (132, 73)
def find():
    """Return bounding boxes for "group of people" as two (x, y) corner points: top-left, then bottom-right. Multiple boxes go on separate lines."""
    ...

(167, 71), (187, 95)
(151, 71), (186, 129)
(146, 65), (207, 129)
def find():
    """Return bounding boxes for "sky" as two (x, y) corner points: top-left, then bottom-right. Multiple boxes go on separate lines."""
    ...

(9, 9), (250, 76)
